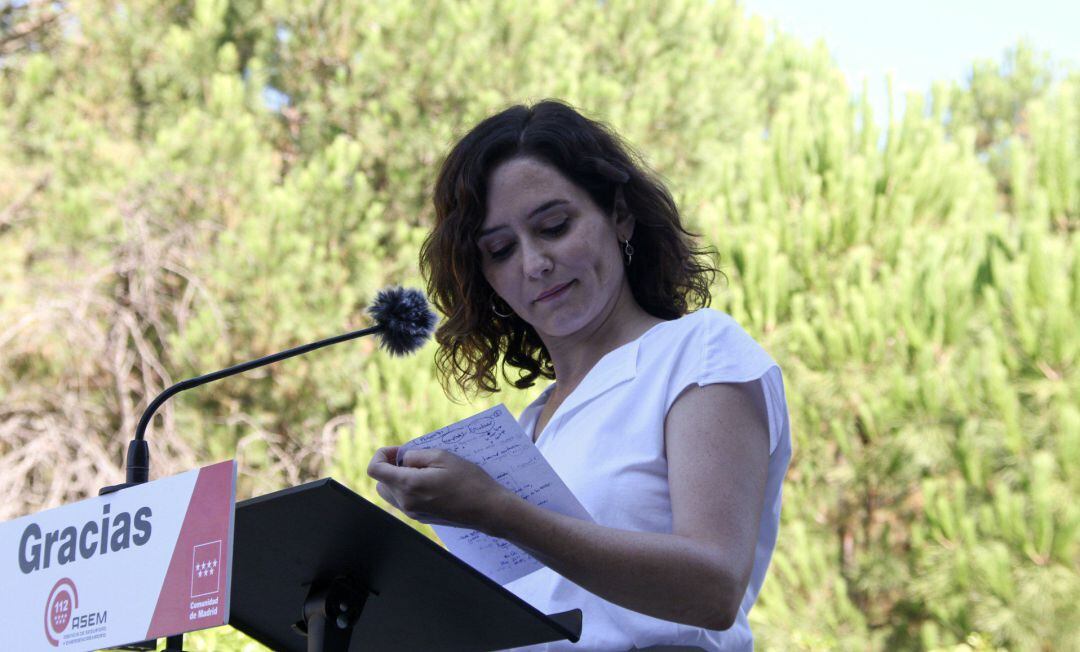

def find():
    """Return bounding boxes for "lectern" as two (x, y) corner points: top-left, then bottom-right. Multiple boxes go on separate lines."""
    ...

(229, 479), (581, 651)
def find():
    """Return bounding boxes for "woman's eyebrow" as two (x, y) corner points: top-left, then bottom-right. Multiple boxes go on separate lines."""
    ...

(526, 198), (570, 220)
(480, 199), (570, 238)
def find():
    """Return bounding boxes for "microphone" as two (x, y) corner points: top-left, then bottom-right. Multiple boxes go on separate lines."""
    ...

(100, 287), (437, 495)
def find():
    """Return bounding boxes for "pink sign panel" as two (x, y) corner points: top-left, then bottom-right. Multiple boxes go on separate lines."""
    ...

(146, 460), (235, 639)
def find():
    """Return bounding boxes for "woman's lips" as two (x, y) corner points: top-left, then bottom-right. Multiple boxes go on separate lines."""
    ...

(534, 281), (574, 302)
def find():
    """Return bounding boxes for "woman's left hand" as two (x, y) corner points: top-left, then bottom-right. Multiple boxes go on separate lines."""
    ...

(366, 446), (514, 532)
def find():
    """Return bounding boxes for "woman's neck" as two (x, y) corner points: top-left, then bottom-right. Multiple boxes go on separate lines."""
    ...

(541, 282), (663, 399)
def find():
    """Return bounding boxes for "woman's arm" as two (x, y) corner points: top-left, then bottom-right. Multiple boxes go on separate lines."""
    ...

(367, 381), (770, 630)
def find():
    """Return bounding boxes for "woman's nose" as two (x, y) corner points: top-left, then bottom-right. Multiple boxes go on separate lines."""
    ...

(521, 243), (553, 279)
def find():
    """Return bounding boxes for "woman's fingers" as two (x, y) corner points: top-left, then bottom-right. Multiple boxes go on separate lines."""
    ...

(367, 445), (509, 530)
(368, 446), (399, 468)
(400, 447), (447, 468)
(367, 446), (409, 483)
(412, 513), (462, 527)
(375, 481), (401, 509)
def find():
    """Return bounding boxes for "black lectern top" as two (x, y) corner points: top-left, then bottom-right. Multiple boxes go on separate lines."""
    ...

(230, 478), (581, 651)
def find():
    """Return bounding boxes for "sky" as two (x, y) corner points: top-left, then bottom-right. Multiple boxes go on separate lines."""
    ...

(740, 0), (1080, 124)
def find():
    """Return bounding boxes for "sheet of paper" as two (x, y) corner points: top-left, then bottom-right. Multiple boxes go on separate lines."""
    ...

(396, 404), (592, 585)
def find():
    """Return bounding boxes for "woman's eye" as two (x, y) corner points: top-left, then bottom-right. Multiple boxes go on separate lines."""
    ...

(541, 220), (569, 236)
(489, 244), (514, 261)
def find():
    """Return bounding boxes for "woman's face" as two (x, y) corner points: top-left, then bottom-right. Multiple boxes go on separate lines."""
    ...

(478, 156), (633, 341)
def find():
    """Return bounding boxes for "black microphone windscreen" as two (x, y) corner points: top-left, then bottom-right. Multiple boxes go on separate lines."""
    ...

(368, 287), (437, 356)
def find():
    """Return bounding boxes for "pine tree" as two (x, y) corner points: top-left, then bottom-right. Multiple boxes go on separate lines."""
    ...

(1, 2), (1076, 649)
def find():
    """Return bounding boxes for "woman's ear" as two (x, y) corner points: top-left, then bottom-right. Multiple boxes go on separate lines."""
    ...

(616, 214), (635, 242)
(613, 186), (635, 241)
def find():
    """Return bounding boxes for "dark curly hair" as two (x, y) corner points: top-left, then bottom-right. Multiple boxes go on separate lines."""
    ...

(420, 100), (716, 395)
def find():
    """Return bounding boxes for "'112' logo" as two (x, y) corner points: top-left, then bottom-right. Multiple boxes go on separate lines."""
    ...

(44, 577), (78, 647)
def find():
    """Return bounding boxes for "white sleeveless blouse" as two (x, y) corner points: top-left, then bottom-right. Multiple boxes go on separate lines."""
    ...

(504, 309), (792, 651)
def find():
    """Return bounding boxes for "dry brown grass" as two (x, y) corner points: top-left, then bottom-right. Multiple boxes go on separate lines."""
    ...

(0, 179), (347, 519)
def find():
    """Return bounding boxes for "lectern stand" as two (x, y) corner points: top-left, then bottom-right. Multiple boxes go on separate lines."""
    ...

(229, 479), (582, 651)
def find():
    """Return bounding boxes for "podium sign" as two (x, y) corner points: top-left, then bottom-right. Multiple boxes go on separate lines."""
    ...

(0, 460), (236, 651)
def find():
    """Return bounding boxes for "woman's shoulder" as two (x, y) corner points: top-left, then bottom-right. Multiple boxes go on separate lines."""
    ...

(649, 309), (788, 454)
(642, 308), (747, 347)
(641, 308), (777, 381)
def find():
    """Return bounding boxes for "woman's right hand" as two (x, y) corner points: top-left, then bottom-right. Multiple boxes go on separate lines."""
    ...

(366, 446), (516, 533)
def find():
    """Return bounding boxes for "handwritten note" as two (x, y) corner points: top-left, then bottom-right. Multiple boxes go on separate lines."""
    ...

(397, 404), (592, 585)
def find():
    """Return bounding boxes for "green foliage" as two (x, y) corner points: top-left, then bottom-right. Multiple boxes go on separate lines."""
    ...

(1, 1), (1076, 649)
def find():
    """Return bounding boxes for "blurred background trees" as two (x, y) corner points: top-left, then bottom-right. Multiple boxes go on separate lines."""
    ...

(1, 1), (1076, 649)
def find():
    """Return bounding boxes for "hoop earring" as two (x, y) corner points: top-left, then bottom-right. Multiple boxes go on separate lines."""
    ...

(491, 296), (513, 318)
(622, 238), (634, 266)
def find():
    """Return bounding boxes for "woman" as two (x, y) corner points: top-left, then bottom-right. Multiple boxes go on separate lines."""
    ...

(367, 100), (791, 651)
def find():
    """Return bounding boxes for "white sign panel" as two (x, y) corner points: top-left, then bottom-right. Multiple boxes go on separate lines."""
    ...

(0, 460), (236, 651)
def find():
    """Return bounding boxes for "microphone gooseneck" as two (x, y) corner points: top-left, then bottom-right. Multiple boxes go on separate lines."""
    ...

(101, 287), (437, 494)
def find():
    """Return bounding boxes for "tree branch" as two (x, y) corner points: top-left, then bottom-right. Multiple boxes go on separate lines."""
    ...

(0, 1), (62, 55)
(0, 172), (50, 231)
